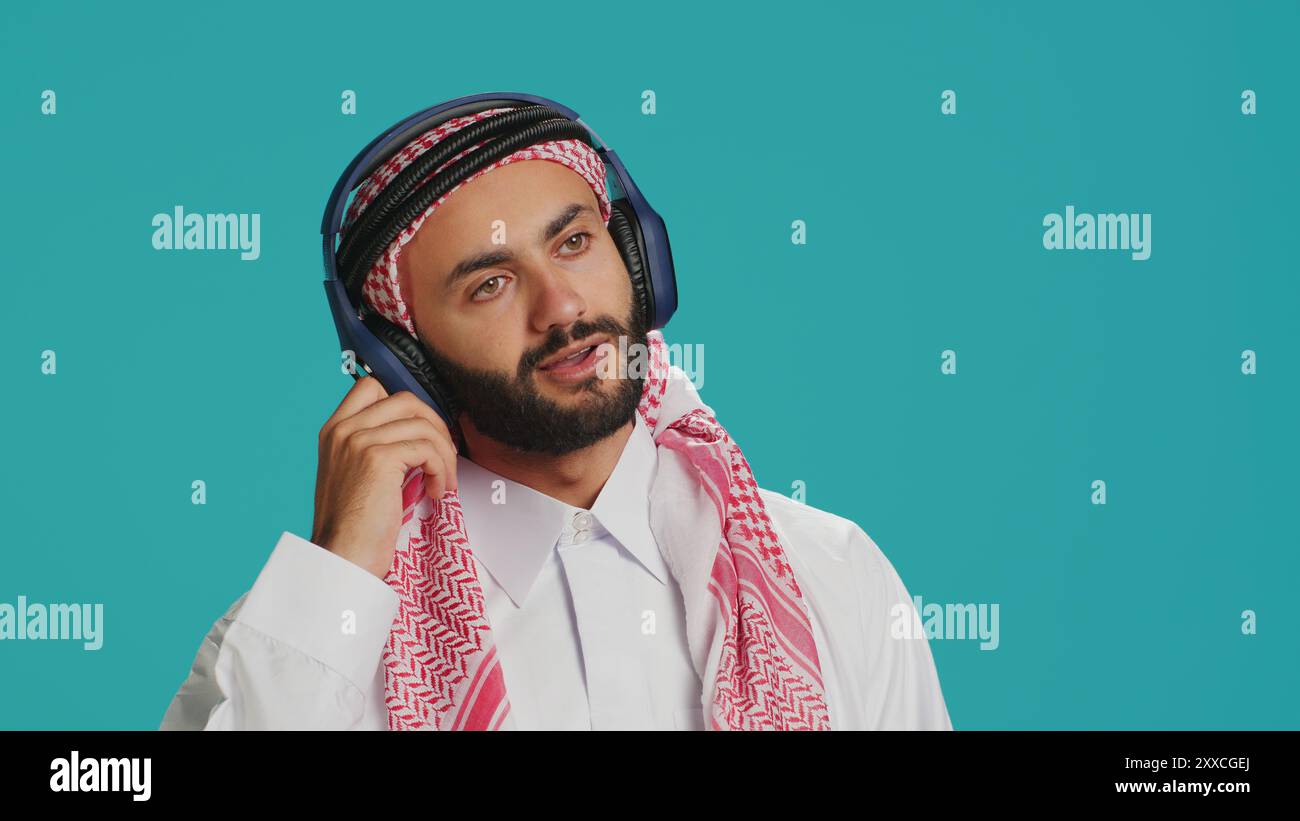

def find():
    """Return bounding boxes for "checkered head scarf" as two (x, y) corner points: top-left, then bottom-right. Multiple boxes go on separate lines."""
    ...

(341, 104), (831, 730)
(341, 105), (612, 340)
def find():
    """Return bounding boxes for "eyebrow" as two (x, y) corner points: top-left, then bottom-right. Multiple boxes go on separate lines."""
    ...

(442, 202), (597, 293)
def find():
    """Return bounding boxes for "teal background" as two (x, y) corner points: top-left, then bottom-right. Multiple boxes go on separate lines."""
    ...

(1, 0), (1295, 730)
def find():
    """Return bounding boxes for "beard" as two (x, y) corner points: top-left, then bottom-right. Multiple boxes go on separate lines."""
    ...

(419, 293), (649, 457)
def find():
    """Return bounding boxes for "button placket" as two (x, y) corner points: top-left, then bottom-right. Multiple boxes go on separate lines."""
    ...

(570, 510), (594, 544)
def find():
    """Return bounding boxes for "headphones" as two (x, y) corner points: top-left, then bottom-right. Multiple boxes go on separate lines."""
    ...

(320, 91), (679, 436)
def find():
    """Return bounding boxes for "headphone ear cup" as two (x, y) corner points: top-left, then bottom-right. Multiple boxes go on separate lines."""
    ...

(607, 199), (651, 329)
(360, 309), (462, 434)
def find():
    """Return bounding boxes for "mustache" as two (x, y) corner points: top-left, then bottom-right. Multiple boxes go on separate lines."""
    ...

(516, 316), (631, 380)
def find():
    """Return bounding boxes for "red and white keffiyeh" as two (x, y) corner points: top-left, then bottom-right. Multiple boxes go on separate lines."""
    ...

(347, 104), (832, 730)
(383, 331), (831, 730)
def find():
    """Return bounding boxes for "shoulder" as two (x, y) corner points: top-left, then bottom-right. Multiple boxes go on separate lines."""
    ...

(756, 486), (901, 627)
(757, 487), (883, 568)
(757, 487), (953, 730)
(757, 487), (917, 624)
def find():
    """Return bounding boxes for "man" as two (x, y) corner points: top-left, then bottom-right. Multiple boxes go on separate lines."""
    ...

(160, 104), (952, 731)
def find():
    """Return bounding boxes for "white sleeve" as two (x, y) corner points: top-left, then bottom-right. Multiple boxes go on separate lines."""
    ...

(159, 531), (399, 730)
(853, 526), (955, 730)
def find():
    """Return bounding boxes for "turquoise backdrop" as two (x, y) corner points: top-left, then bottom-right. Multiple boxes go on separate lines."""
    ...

(1, 0), (1295, 729)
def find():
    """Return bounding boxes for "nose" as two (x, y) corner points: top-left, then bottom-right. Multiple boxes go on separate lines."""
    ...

(528, 264), (587, 336)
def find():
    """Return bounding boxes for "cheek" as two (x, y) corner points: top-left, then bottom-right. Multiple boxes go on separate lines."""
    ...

(441, 317), (521, 372)
(593, 244), (632, 303)
(419, 305), (495, 366)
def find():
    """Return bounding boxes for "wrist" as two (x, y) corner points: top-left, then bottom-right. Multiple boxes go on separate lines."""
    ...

(312, 531), (386, 581)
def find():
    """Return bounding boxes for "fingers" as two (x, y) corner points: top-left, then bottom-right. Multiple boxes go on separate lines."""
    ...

(321, 376), (388, 441)
(329, 390), (455, 453)
(350, 417), (458, 495)
(368, 439), (453, 499)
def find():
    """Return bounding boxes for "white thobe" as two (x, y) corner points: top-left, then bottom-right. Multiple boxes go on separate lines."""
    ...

(161, 412), (952, 731)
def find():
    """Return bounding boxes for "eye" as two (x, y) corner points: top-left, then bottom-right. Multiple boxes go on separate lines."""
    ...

(471, 274), (509, 301)
(560, 230), (594, 255)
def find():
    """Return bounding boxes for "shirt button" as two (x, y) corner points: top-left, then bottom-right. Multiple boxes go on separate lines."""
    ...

(573, 511), (593, 530)
(572, 528), (590, 544)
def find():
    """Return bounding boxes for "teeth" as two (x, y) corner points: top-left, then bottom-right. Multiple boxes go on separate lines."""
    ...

(544, 346), (593, 369)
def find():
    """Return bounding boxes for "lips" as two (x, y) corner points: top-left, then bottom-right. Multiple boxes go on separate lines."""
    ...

(538, 336), (609, 370)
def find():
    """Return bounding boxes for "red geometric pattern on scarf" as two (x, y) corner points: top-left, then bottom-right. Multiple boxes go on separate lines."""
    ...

(380, 330), (831, 730)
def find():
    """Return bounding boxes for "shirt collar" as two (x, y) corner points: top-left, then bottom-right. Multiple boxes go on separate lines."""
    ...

(455, 412), (668, 609)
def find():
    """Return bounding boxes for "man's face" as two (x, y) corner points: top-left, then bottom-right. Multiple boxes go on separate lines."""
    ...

(396, 159), (648, 456)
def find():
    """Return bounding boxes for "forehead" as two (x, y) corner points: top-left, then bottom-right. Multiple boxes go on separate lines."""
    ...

(399, 159), (601, 275)
(434, 159), (596, 224)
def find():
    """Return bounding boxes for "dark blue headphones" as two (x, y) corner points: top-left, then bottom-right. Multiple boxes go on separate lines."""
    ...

(320, 91), (678, 431)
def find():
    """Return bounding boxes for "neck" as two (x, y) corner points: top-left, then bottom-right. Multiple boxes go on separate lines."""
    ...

(458, 416), (635, 510)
